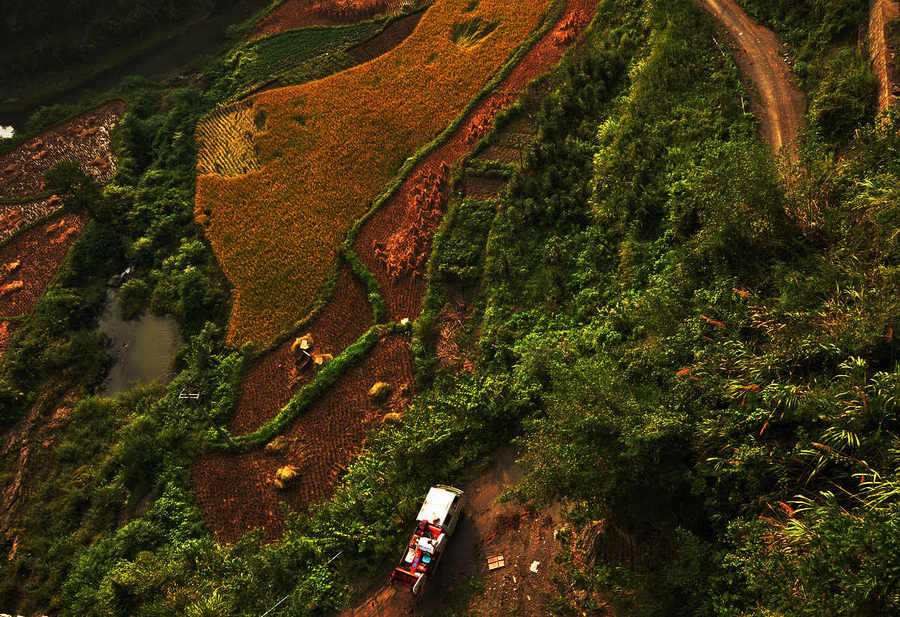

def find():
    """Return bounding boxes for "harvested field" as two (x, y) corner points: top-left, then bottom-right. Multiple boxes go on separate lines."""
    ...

(0, 101), (124, 200)
(347, 10), (425, 64)
(0, 196), (65, 243)
(228, 262), (372, 435)
(354, 0), (597, 322)
(192, 333), (414, 542)
(252, 0), (404, 39)
(459, 175), (507, 200)
(196, 102), (262, 177)
(0, 214), (84, 317)
(197, 0), (553, 346)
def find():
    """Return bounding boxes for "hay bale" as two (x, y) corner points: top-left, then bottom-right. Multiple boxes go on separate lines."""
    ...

(273, 465), (300, 490)
(368, 381), (392, 400)
(313, 353), (333, 366)
(382, 412), (403, 423)
(0, 281), (23, 297)
(291, 333), (314, 355)
(265, 436), (289, 455)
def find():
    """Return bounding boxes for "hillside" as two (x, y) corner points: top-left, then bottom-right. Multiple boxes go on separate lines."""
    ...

(0, 0), (898, 616)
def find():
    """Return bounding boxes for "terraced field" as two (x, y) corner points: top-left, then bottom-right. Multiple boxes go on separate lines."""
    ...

(192, 0), (595, 542)
(196, 0), (554, 346)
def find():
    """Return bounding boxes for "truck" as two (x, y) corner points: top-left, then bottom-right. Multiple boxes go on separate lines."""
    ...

(389, 485), (464, 595)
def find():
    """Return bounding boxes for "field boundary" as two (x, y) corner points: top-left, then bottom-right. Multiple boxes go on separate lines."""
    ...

(341, 0), (567, 254)
(226, 0), (565, 352)
(214, 321), (409, 452)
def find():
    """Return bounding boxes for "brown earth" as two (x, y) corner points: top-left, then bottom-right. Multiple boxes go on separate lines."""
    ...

(251, 0), (404, 40)
(870, 0), (900, 115)
(0, 101), (124, 200)
(354, 0), (598, 322)
(348, 10), (426, 64)
(192, 333), (414, 542)
(227, 261), (372, 435)
(698, 0), (805, 160)
(0, 214), (84, 318)
(340, 449), (566, 617)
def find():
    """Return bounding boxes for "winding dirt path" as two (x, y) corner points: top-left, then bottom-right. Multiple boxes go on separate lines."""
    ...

(698, 0), (805, 159)
(870, 0), (900, 115)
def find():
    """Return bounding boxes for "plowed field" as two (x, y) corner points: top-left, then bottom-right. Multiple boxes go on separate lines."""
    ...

(0, 101), (123, 200)
(228, 262), (372, 435)
(0, 214), (84, 318)
(192, 333), (414, 542)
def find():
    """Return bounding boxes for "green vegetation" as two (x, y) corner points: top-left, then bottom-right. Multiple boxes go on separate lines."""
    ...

(2, 0), (898, 616)
(207, 17), (391, 103)
(738, 0), (877, 148)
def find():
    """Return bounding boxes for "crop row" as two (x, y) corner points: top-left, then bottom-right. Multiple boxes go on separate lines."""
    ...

(196, 0), (553, 346)
(0, 102), (123, 200)
(192, 333), (414, 542)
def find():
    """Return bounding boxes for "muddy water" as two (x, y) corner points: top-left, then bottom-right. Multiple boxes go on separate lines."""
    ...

(99, 290), (182, 396)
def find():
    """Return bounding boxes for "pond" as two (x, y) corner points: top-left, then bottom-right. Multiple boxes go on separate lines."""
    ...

(99, 289), (183, 396)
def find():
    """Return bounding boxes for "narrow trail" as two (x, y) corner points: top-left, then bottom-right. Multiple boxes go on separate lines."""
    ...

(698, 0), (805, 160)
(870, 0), (900, 115)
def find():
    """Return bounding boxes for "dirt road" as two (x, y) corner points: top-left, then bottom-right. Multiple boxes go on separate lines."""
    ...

(870, 0), (900, 115)
(340, 449), (564, 617)
(699, 0), (805, 159)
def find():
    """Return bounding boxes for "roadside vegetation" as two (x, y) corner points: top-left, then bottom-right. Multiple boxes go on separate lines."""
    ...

(0, 0), (897, 616)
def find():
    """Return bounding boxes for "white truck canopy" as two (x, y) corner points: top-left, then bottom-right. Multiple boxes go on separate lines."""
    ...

(416, 486), (459, 527)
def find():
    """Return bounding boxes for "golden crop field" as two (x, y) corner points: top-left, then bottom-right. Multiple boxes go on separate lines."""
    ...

(196, 0), (552, 346)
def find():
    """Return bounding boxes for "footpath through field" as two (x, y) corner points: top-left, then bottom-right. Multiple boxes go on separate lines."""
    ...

(191, 0), (597, 542)
(698, 0), (805, 160)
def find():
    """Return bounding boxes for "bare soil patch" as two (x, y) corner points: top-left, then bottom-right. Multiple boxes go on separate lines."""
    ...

(0, 214), (84, 318)
(460, 175), (507, 200)
(698, 0), (805, 160)
(870, 0), (900, 115)
(340, 449), (565, 617)
(228, 261), (372, 435)
(348, 10), (425, 64)
(0, 101), (124, 200)
(192, 333), (414, 542)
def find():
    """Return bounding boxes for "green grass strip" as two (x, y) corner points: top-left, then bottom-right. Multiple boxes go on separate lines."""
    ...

(342, 0), (566, 249)
(341, 245), (388, 324)
(220, 321), (410, 451)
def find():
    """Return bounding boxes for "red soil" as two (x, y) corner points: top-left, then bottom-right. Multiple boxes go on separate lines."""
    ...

(192, 333), (414, 542)
(0, 214), (83, 317)
(0, 196), (65, 243)
(228, 262), (373, 435)
(354, 0), (597, 322)
(0, 101), (124, 200)
(251, 0), (403, 40)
